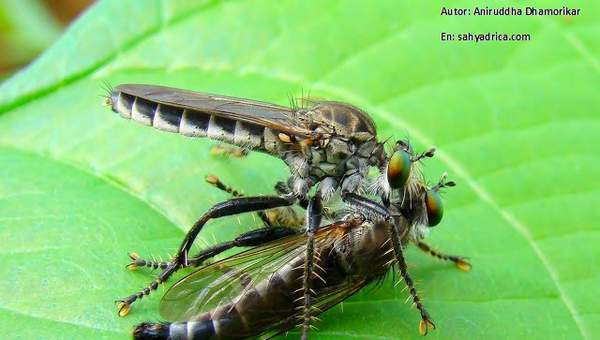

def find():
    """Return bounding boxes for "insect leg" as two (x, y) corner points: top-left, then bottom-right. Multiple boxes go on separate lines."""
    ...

(206, 175), (305, 228)
(117, 195), (294, 316)
(210, 144), (249, 158)
(300, 195), (323, 340)
(205, 174), (244, 197)
(205, 174), (273, 227)
(341, 192), (392, 222)
(415, 241), (471, 272)
(129, 226), (300, 272)
(391, 227), (435, 335)
(126, 252), (170, 271)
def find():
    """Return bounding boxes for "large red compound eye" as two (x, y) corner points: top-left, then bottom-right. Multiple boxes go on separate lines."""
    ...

(425, 189), (444, 226)
(387, 150), (412, 189)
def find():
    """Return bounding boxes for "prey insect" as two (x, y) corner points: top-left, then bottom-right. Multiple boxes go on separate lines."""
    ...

(129, 174), (468, 340)
(105, 84), (434, 202)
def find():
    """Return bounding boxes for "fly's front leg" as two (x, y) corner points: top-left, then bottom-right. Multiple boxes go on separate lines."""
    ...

(342, 193), (436, 335)
(117, 195), (294, 316)
(416, 241), (471, 272)
(342, 192), (392, 222)
(391, 227), (435, 335)
(300, 195), (323, 340)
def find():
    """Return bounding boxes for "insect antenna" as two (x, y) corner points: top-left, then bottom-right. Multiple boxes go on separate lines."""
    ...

(433, 172), (456, 192)
(411, 147), (436, 163)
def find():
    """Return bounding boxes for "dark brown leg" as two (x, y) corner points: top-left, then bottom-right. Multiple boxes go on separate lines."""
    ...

(206, 174), (304, 228)
(416, 241), (471, 272)
(300, 195), (322, 340)
(391, 227), (435, 335)
(127, 226), (299, 271)
(116, 195), (294, 316)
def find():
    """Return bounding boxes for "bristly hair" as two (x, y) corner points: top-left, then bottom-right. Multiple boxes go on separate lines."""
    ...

(100, 80), (114, 106)
(288, 88), (314, 111)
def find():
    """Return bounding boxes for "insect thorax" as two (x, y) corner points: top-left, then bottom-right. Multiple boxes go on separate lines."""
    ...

(284, 136), (382, 198)
(332, 220), (395, 278)
(282, 102), (384, 198)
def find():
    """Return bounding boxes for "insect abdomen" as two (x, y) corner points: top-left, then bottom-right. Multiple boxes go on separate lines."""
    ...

(208, 260), (303, 338)
(133, 320), (215, 340)
(109, 91), (282, 154)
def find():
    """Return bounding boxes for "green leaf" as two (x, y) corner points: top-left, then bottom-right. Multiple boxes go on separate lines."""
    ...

(1, 0), (598, 339)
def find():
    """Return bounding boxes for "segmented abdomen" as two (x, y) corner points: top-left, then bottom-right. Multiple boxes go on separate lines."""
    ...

(109, 91), (283, 154)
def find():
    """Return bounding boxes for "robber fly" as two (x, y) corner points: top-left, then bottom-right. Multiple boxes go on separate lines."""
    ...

(105, 84), (434, 202)
(106, 85), (444, 325)
(129, 171), (468, 340)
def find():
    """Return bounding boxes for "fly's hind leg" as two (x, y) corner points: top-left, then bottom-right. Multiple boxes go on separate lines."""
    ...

(206, 174), (304, 229)
(206, 174), (274, 227)
(116, 195), (294, 316)
(127, 226), (299, 272)
(415, 241), (471, 272)
(126, 176), (304, 275)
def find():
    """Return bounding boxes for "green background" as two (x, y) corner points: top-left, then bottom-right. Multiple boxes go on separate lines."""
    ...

(0, 0), (598, 339)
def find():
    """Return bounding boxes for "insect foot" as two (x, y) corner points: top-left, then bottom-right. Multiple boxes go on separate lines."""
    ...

(116, 299), (133, 317)
(126, 252), (142, 270)
(455, 257), (472, 272)
(419, 313), (436, 335)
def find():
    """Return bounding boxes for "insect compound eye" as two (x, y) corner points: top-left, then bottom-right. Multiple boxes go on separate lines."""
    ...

(425, 189), (444, 227)
(387, 150), (412, 189)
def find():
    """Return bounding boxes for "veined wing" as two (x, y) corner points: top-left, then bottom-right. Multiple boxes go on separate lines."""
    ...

(159, 230), (309, 321)
(112, 84), (312, 137)
(159, 221), (367, 338)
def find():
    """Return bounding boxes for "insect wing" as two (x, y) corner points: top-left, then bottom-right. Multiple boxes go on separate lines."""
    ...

(160, 222), (371, 337)
(159, 231), (311, 321)
(114, 84), (312, 137)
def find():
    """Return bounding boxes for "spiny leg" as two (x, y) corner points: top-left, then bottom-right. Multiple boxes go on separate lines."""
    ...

(206, 174), (304, 229)
(415, 241), (471, 272)
(300, 195), (323, 340)
(342, 193), (437, 334)
(127, 226), (299, 271)
(210, 144), (249, 158)
(117, 195), (294, 316)
(206, 174), (272, 227)
(391, 227), (435, 335)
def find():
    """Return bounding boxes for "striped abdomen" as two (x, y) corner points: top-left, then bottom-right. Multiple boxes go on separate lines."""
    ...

(109, 91), (284, 155)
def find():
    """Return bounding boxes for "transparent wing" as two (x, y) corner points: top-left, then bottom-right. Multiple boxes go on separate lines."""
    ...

(159, 230), (310, 321)
(159, 221), (368, 331)
(115, 84), (312, 137)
